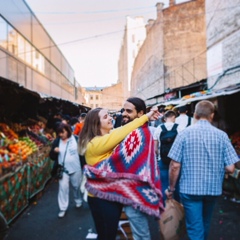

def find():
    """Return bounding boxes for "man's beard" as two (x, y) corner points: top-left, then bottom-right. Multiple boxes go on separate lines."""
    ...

(121, 117), (131, 126)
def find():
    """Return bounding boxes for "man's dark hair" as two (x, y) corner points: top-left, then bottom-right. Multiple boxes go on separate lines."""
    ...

(126, 97), (146, 114)
(178, 105), (187, 113)
(80, 113), (87, 118)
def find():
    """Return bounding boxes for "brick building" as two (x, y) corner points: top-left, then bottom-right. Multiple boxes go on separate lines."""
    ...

(130, 0), (207, 105)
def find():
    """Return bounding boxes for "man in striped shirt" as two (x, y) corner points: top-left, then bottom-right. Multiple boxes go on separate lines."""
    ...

(166, 100), (239, 240)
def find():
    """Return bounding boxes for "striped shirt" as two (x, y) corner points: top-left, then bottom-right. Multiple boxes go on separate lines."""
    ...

(168, 120), (239, 195)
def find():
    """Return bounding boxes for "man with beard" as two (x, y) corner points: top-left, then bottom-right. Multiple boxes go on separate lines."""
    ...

(120, 97), (163, 240)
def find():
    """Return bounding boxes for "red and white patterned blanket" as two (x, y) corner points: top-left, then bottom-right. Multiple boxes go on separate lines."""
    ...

(84, 123), (164, 218)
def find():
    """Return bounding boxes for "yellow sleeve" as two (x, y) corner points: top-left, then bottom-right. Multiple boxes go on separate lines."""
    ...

(86, 114), (148, 165)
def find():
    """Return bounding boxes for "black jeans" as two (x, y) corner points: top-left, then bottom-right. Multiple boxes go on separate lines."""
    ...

(88, 196), (123, 240)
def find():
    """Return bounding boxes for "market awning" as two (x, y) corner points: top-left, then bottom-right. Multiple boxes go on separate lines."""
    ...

(175, 84), (240, 108)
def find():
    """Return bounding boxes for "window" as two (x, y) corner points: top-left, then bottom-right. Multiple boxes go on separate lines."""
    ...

(90, 95), (93, 100)
(17, 34), (25, 61)
(96, 95), (99, 100)
(25, 41), (32, 65)
(8, 26), (17, 55)
(0, 17), (7, 49)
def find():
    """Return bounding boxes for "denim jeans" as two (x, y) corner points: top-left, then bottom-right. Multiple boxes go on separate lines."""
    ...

(124, 206), (150, 240)
(180, 193), (218, 240)
(158, 160), (180, 204)
(88, 197), (123, 240)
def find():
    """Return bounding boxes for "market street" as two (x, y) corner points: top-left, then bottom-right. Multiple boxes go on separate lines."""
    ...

(3, 177), (240, 240)
(3, 178), (160, 240)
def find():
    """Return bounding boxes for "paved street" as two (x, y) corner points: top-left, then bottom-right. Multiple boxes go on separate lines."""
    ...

(3, 179), (240, 240)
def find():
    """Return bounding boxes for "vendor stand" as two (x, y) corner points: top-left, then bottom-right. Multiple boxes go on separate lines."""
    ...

(0, 77), (89, 230)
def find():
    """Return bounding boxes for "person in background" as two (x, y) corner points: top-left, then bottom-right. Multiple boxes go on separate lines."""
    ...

(175, 105), (193, 129)
(166, 100), (239, 240)
(114, 108), (124, 128)
(74, 113), (87, 136)
(154, 106), (166, 127)
(61, 114), (71, 125)
(153, 110), (183, 202)
(49, 123), (82, 218)
(112, 114), (117, 127)
(70, 117), (79, 132)
(78, 107), (161, 240)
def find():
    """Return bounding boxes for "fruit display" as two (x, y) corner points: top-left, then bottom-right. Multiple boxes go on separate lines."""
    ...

(0, 120), (53, 224)
(0, 121), (53, 177)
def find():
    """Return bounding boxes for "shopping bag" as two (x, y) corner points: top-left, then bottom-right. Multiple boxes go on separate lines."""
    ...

(159, 199), (186, 240)
(80, 175), (88, 202)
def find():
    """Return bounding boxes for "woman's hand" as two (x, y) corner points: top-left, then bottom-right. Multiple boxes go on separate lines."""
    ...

(146, 106), (161, 121)
(54, 147), (60, 153)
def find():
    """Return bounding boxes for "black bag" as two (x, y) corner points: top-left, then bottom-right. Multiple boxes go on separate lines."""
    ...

(50, 141), (69, 179)
(51, 162), (64, 179)
(160, 123), (178, 165)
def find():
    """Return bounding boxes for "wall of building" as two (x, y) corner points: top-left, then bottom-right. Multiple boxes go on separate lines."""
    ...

(118, 17), (146, 101)
(0, 0), (83, 104)
(130, 0), (207, 105)
(163, 0), (206, 89)
(84, 89), (102, 109)
(206, 0), (240, 90)
(131, 4), (164, 103)
(101, 83), (124, 111)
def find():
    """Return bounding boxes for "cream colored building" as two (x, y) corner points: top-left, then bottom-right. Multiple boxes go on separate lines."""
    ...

(118, 16), (147, 101)
(84, 87), (103, 109)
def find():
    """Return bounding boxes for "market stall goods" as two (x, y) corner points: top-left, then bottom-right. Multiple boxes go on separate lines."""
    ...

(0, 121), (53, 224)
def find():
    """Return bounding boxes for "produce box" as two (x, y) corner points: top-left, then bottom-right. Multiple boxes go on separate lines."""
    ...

(0, 164), (28, 223)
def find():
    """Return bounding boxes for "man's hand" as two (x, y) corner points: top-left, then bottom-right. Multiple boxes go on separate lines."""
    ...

(146, 106), (161, 121)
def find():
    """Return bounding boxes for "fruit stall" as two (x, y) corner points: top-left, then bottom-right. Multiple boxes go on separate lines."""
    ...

(0, 122), (53, 224)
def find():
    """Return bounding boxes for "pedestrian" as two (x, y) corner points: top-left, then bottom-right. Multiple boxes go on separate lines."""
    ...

(49, 123), (82, 218)
(121, 97), (164, 240)
(175, 105), (193, 129)
(153, 110), (183, 202)
(78, 107), (161, 240)
(165, 100), (239, 240)
(69, 117), (79, 132)
(74, 113), (87, 169)
(74, 113), (87, 136)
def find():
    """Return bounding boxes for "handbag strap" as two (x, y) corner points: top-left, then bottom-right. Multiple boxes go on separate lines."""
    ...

(62, 141), (69, 167)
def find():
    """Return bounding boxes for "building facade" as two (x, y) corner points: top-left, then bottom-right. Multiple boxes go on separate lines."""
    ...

(130, 0), (207, 105)
(118, 16), (147, 101)
(101, 83), (124, 112)
(83, 87), (102, 109)
(206, 0), (240, 90)
(0, 0), (84, 104)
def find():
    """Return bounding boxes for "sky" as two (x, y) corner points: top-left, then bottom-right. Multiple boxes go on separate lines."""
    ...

(26, 0), (169, 87)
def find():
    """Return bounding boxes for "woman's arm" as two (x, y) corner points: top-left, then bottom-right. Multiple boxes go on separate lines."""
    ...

(89, 115), (149, 156)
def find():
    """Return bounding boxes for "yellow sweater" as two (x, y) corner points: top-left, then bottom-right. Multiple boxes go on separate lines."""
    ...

(85, 115), (148, 166)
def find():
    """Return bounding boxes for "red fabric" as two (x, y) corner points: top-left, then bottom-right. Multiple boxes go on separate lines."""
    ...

(74, 122), (84, 135)
(84, 123), (164, 218)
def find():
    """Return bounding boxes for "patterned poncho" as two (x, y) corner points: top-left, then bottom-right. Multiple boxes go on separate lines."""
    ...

(84, 123), (164, 218)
